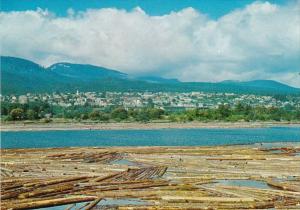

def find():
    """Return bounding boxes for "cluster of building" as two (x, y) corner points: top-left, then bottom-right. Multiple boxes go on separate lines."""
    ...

(1, 91), (299, 110)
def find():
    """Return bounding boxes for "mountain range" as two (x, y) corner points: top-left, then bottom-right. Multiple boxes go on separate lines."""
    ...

(1, 56), (299, 95)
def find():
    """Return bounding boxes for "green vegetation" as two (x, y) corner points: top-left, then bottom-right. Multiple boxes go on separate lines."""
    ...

(169, 104), (300, 122)
(1, 101), (299, 123)
(2, 56), (300, 95)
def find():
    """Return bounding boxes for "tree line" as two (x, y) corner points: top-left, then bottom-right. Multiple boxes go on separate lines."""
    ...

(1, 101), (300, 122)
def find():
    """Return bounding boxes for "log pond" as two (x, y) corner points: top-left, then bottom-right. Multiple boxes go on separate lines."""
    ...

(1, 126), (300, 209)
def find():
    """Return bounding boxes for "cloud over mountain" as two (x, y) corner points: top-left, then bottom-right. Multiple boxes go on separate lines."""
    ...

(1, 1), (299, 86)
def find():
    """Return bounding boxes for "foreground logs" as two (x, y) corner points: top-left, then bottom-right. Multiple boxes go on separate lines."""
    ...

(0, 166), (169, 209)
(1, 144), (300, 209)
(2, 196), (97, 209)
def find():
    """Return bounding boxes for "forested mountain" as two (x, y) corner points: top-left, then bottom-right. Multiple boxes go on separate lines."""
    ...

(1, 56), (299, 95)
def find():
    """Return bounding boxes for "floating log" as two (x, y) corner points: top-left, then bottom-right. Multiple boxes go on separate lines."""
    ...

(266, 180), (300, 192)
(161, 195), (255, 202)
(84, 197), (102, 210)
(2, 196), (97, 210)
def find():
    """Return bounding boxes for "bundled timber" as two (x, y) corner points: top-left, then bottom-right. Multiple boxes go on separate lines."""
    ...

(1, 144), (300, 209)
(47, 151), (122, 163)
(95, 166), (168, 182)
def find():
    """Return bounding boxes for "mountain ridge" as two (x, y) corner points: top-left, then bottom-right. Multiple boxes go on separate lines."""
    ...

(1, 56), (299, 95)
(48, 62), (127, 80)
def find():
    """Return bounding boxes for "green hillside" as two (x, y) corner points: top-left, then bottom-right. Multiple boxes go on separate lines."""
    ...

(1, 56), (300, 95)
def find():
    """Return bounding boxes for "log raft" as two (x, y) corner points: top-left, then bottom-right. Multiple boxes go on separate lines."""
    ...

(1, 144), (300, 209)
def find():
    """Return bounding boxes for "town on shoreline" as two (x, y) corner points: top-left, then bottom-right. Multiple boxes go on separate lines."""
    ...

(1, 91), (300, 127)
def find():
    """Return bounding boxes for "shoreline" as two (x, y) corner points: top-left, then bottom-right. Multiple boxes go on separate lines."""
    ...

(1, 121), (300, 131)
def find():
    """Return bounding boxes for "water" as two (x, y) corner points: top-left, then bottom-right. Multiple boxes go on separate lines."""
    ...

(201, 179), (273, 190)
(1, 127), (300, 149)
(37, 202), (88, 210)
(98, 198), (149, 206)
(217, 179), (272, 189)
(110, 159), (145, 167)
(38, 198), (149, 210)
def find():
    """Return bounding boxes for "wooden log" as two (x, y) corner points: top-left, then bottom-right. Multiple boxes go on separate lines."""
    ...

(23, 176), (91, 188)
(94, 172), (120, 182)
(157, 166), (168, 177)
(3, 196), (97, 210)
(161, 195), (255, 202)
(2, 177), (91, 200)
(75, 202), (90, 210)
(1, 191), (20, 200)
(18, 184), (74, 199)
(64, 203), (75, 210)
(84, 197), (102, 210)
(266, 180), (300, 192)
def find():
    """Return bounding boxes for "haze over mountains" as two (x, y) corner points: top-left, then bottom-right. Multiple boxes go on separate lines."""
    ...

(1, 56), (300, 95)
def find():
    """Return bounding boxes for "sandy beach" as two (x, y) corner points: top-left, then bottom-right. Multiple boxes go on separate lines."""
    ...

(1, 121), (300, 132)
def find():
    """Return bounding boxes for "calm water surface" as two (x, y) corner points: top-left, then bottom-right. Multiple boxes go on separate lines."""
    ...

(1, 127), (300, 149)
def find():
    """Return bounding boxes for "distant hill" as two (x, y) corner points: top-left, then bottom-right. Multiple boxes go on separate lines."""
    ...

(1, 56), (300, 95)
(136, 76), (180, 84)
(219, 80), (298, 94)
(48, 62), (127, 81)
(1, 56), (67, 94)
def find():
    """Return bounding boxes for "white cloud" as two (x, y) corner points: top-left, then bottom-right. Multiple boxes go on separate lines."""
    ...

(1, 1), (300, 87)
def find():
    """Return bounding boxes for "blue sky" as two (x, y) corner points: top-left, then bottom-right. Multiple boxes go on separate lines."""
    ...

(1, 0), (289, 18)
(1, 0), (299, 87)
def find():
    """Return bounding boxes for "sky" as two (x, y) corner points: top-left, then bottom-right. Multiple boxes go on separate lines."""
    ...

(1, 0), (300, 87)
